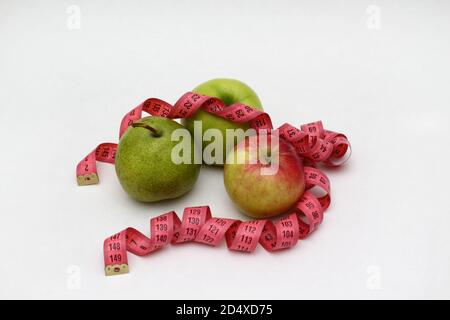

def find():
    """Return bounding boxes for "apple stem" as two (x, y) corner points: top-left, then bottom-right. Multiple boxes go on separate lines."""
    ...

(131, 122), (161, 137)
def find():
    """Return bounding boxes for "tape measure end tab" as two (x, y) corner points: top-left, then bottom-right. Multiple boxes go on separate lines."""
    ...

(77, 173), (99, 186)
(105, 264), (129, 276)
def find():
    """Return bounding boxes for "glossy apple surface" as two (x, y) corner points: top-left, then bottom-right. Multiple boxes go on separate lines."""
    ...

(224, 134), (305, 218)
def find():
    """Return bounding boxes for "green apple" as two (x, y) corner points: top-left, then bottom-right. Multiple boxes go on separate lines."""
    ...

(115, 116), (200, 202)
(224, 134), (305, 218)
(182, 78), (263, 165)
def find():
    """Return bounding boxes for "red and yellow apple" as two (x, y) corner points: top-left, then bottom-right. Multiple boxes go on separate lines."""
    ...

(223, 133), (305, 218)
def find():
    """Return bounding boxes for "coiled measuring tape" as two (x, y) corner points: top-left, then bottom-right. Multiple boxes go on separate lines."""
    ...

(76, 92), (351, 276)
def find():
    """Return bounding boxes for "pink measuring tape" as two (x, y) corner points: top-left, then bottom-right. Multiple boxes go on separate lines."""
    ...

(76, 92), (351, 276)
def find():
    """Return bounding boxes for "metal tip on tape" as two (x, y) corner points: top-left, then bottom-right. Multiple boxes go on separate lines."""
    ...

(77, 173), (99, 186)
(105, 264), (129, 276)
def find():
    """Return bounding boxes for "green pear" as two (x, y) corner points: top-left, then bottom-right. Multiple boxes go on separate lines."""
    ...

(182, 78), (263, 166)
(115, 116), (200, 202)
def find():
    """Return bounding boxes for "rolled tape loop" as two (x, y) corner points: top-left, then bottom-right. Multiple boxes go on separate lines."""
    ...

(76, 91), (351, 276)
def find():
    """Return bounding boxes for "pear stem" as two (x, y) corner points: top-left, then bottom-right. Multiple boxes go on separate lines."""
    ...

(131, 122), (161, 137)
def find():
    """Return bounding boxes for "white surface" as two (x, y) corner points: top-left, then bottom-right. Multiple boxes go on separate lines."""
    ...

(1, 0), (449, 299)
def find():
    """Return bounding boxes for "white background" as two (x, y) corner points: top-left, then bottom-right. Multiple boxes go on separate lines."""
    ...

(1, 0), (449, 299)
